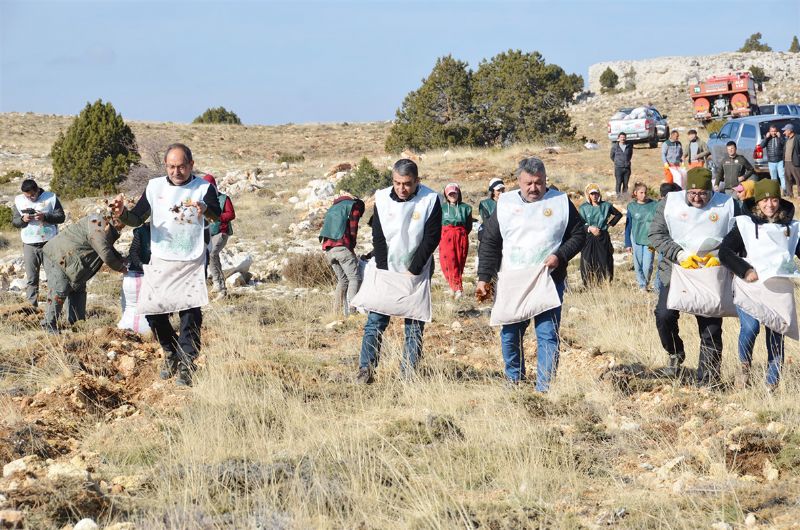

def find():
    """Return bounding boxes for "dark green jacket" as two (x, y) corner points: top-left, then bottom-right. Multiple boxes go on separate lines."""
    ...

(442, 202), (473, 233)
(43, 215), (126, 286)
(578, 201), (622, 231)
(478, 198), (497, 224)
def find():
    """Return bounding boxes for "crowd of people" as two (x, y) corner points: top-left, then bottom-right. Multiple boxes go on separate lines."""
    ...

(9, 135), (799, 393)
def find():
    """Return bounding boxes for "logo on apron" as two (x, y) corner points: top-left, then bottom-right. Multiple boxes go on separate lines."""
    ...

(543, 208), (553, 217)
(709, 212), (719, 223)
(412, 211), (421, 221)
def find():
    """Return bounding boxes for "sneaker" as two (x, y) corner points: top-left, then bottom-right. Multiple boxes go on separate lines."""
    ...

(355, 367), (374, 385)
(734, 362), (751, 390)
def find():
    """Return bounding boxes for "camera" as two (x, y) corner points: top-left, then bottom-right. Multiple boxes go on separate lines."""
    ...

(21, 208), (37, 215)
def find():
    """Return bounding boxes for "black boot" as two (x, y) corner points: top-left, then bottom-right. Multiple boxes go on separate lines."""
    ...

(661, 354), (684, 377)
(697, 347), (722, 389)
(159, 350), (179, 380)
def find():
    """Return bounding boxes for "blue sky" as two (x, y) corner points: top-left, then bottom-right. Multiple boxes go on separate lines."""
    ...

(1, 0), (798, 124)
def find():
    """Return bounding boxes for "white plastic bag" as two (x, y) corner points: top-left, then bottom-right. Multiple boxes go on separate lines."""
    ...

(118, 272), (151, 334)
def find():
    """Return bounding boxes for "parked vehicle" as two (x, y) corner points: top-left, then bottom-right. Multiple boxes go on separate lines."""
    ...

(758, 103), (800, 116)
(689, 72), (759, 123)
(607, 106), (669, 148)
(706, 115), (800, 175)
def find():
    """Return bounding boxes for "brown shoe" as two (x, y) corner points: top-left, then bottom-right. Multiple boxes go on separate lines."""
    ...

(355, 367), (374, 385)
(734, 362), (751, 390)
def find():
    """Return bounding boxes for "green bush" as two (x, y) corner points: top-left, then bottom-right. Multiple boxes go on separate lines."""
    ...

(384, 50), (582, 151)
(470, 50), (582, 146)
(335, 157), (392, 198)
(50, 100), (140, 199)
(739, 32), (772, 52)
(192, 106), (242, 125)
(385, 55), (473, 152)
(599, 67), (619, 92)
(749, 65), (767, 83)
(0, 170), (24, 185)
(0, 206), (13, 229)
(276, 152), (305, 164)
(790, 36), (800, 53)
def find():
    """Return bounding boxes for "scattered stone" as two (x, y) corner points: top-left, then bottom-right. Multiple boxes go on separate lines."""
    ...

(46, 461), (89, 481)
(744, 513), (757, 527)
(73, 519), (99, 530)
(3, 456), (38, 478)
(116, 355), (136, 378)
(711, 522), (732, 530)
(0, 510), (24, 527)
(325, 320), (343, 330)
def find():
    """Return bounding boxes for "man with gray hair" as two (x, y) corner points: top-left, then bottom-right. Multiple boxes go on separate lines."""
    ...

(476, 157), (585, 391)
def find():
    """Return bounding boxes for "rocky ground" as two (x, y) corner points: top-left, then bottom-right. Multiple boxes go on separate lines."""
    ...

(1, 81), (800, 528)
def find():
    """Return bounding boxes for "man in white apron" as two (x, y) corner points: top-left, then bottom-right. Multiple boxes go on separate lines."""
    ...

(11, 179), (65, 307)
(351, 159), (442, 384)
(475, 157), (586, 392)
(649, 167), (738, 386)
(719, 178), (800, 391)
(111, 143), (221, 386)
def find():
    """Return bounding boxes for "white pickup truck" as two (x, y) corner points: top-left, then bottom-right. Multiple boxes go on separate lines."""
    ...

(607, 106), (670, 148)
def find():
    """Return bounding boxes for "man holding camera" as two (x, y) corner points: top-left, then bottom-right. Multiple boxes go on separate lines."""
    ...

(11, 179), (65, 307)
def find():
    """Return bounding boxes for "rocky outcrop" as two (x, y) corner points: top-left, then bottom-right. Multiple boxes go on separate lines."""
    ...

(588, 52), (800, 94)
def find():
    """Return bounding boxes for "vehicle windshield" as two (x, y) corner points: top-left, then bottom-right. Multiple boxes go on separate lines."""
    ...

(760, 105), (775, 114)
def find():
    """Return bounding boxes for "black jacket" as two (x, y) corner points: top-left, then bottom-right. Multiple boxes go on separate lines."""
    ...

(759, 134), (785, 163)
(610, 142), (633, 168)
(477, 190), (586, 284)
(713, 154), (755, 190)
(719, 199), (798, 279)
(371, 188), (443, 275)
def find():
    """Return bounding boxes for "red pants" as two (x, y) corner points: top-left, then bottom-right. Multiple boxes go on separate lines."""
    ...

(440, 225), (469, 292)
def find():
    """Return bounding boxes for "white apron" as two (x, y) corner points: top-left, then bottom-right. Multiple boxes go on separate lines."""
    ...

(490, 190), (568, 326)
(351, 259), (432, 322)
(490, 264), (560, 326)
(373, 185), (438, 272)
(732, 216), (800, 338)
(136, 254), (209, 315)
(118, 271), (151, 333)
(665, 190), (736, 316)
(14, 192), (58, 244)
(349, 185), (438, 321)
(664, 190), (735, 256)
(147, 176), (210, 261)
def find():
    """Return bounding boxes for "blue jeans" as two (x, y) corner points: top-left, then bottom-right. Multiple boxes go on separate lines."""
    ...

(654, 252), (664, 293)
(632, 243), (654, 289)
(737, 307), (784, 386)
(768, 161), (786, 192)
(499, 280), (565, 391)
(359, 312), (425, 374)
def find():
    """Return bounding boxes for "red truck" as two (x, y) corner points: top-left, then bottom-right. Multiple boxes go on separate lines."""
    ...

(689, 72), (759, 123)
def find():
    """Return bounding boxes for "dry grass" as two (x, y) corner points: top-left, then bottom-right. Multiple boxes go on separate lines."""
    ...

(2, 112), (800, 528)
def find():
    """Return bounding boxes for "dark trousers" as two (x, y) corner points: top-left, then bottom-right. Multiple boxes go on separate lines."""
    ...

(614, 166), (631, 194)
(146, 307), (203, 364)
(786, 164), (800, 197)
(654, 283), (723, 384)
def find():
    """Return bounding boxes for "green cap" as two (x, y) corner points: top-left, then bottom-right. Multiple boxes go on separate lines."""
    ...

(686, 167), (713, 191)
(754, 179), (780, 202)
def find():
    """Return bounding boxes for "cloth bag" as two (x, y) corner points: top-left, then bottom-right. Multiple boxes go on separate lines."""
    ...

(667, 266), (736, 317)
(490, 264), (561, 326)
(350, 259), (431, 322)
(136, 254), (209, 316)
(733, 276), (799, 340)
(118, 271), (151, 333)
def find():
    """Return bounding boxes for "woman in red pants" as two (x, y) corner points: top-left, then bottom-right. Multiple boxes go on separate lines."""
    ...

(440, 183), (473, 298)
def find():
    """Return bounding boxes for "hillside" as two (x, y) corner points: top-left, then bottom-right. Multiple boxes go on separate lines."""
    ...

(1, 58), (800, 528)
